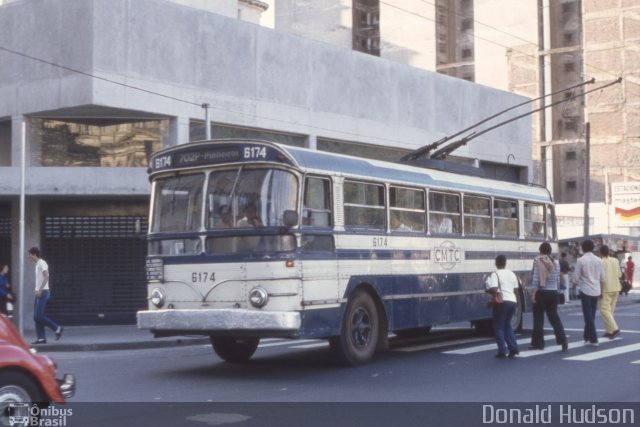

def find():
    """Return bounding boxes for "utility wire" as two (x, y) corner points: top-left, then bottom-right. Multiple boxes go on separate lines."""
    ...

(429, 77), (622, 160)
(401, 78), (596, 161)
(0, 44), (413, 148)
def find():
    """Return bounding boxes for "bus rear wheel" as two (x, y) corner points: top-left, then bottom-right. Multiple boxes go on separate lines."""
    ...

(210, 336), (260, 363)
(331, 290), (379, 366)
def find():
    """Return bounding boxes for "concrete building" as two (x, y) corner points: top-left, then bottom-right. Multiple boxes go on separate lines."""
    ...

(275, 0), (640, 238)
(0, 0), (530, 327)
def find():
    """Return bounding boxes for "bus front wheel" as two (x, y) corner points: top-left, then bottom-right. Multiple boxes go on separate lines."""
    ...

(210, 336), (260, 363)
(331, 290), (379, 366)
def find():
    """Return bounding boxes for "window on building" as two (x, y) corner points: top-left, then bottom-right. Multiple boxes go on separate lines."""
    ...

(189, 122), (306, 147)
(566, 180), (577, 190)
(563, 32), (574, 45)
(564, 62), (575, 72)
(461, 19), (472, 31)
(462, 48), (472, 58)
(31, 117), (169, 167)
(343, 181), (385, 230)
(562, 1), (575, 13)
(317, 138), (409, 162)
(565, 151), (577, 161)
(564, 120), (578, 131)
(390, 186), (425, 232)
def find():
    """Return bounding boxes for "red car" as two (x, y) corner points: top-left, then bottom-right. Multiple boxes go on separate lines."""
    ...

(0, 314), (75, 405)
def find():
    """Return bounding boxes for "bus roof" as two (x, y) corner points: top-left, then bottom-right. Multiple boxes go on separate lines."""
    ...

(282, 144), (552, 204)
(151, 139), (553, 204)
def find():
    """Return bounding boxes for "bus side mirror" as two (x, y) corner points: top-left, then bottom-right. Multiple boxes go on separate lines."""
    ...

(283, 210), (298, 227)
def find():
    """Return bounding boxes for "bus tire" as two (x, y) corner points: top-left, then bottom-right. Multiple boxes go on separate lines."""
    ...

(331, 290), (379, 366)
(210, 336), (260, 363)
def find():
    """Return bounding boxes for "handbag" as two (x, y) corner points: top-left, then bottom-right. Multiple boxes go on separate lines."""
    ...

(486, 271), (504, 308)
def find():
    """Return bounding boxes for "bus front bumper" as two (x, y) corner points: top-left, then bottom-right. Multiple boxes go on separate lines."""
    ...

(137, 309), (301, 336)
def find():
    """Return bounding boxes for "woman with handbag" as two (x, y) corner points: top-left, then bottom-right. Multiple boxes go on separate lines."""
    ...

(485, 255), (520, 359)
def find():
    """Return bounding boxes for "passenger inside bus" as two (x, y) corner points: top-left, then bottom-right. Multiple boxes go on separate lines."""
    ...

(430, 214), (453, 234)
(217, 205), (234, 228)
(238, 204), (263, 228)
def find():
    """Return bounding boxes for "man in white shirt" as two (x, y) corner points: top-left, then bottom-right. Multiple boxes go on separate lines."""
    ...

(573, 240), (604, 346)
(28, 247), (63, 344)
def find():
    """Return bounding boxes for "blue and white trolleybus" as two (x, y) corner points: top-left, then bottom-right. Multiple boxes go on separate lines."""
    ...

(137, 139), (556, 365)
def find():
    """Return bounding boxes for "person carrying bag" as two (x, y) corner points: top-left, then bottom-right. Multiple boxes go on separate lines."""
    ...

(485, 255), (520, 359)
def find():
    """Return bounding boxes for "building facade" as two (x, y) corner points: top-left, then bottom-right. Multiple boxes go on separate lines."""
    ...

(275, 0), (640, 238)
(0, 0), (530, 327)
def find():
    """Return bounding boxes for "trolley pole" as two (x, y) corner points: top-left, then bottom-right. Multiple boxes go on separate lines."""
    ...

(583, 122), (590, 238)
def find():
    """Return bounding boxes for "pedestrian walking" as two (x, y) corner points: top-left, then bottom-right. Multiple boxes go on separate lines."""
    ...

(559, 252), (571, 304)
(625, 256), (634, 294)
(0, 264), (13, 315)
(484, 254), (520, 359)
(529, 242), (568, 352)
(573, 239), (604, 347)
(28, 247), (63, 344)
(599, 245), (621, 339)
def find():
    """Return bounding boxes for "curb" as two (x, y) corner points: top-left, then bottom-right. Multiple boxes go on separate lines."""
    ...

(38, 336), (210, 353)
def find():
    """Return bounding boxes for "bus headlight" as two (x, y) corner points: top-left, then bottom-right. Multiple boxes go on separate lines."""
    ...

(249, 286), (269, 308)
(150, 288), (166, 308)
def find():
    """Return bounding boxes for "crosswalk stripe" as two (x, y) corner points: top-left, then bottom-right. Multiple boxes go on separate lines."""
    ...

(563, 343), (640, 362)
(631, 360), (640, 365)
(563, 328), (640, 335)
(258, 339), (318, 348)
(444, 335), (556, 355)
(290, 342), (329, 349)
(518, 338), (621, 358)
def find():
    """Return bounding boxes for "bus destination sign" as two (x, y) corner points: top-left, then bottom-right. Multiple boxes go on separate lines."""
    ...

(150, 144), (292, 172)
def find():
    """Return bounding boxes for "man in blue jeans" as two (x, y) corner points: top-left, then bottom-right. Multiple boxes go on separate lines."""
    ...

(573, 239), (604, 346)
(28, 247), (63, 344)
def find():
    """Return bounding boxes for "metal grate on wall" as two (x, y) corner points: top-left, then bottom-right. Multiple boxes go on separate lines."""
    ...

(43, 216), (148, 325)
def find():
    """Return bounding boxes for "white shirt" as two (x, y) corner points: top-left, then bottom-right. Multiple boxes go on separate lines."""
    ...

(485, 269), (519, 303)
(35, 259), (49, 291)
(573, 252), (604, 297)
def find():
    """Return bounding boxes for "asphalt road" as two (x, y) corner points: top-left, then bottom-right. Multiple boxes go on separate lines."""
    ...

(50, 303), (640, 404)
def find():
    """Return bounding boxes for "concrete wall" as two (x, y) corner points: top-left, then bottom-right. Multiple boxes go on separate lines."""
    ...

(0, 0), (533, 187)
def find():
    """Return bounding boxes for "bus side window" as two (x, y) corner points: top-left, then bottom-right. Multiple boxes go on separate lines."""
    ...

(303, 177), (332, 228)
(524, 202), (545, 239)
(494, 199), (518, 237)
(343, 181), (385, 230)
(429, 191), (460, 234)
(390, 186), (425, 232)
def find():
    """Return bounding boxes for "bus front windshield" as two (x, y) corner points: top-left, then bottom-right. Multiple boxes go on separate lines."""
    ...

(206, 167), (298, 230)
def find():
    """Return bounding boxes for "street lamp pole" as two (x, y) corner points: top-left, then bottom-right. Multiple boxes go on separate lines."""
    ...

(583, 122), (590, 238)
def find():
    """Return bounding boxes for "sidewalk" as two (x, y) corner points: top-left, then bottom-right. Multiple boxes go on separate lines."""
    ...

(19, 290), (640, 353)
